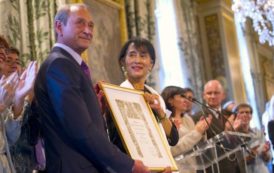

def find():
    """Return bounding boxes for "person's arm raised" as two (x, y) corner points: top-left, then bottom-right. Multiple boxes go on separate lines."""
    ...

(13, 61), (37, 118)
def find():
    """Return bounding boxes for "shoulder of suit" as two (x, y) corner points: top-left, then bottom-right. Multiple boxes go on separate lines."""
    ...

(43, 48), (78, 67)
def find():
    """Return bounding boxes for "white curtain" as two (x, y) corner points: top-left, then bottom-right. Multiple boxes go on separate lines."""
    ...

(0, 0), (65, 65)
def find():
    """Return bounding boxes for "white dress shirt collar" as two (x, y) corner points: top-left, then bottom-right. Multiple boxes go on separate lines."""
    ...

(206, 104), (222, 118)
(54, 43), (82, 65)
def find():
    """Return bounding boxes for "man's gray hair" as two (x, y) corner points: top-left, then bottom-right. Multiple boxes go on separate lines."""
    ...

(54, 3), (89, 38)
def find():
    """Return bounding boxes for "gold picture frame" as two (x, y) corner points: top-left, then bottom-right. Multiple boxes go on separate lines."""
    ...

(99, 82), (178, 171)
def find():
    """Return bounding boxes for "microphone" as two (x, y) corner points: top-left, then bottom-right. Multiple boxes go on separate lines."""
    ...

(181, 95), (253, 154)
(181, 95), (199, 103)
(182, 95), (243, 138)
(182, 96), (255, 167)
(181, 94), (236, 132)
(181, 95), (216, 113)
(180, 94), (219, 137)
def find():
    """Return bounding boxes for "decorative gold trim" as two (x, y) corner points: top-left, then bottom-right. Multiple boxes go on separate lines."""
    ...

(94, 0), (128, 43)
(69, 0), (83, 3)
(94, 0), (122, 9)
(117, 0), (128, 44)
(99, 82), (178, 171)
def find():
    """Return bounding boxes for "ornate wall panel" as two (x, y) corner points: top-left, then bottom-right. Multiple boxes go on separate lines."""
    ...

(84, 0), (125, 84)
(204, 14), (226, 79)
(260, 55), (274, 100)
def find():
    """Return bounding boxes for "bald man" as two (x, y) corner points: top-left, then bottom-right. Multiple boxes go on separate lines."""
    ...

(193, 80), (245, 173)
(193, 80), (225, 139)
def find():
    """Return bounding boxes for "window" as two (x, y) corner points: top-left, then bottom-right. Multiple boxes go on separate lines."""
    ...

(155, 0), (187, 90)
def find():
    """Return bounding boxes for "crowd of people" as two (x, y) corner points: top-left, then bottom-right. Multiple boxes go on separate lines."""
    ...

(0, 35), (37, 173)
(0, 2), (273, 173)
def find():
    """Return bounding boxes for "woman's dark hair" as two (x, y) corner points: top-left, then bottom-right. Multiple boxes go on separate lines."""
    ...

(161, 86), (185, 111)
(118, 37), (156, 67)
(7, 47), (20, 56)
(233, 103), (253, 115)
(183, 87), (193, 94)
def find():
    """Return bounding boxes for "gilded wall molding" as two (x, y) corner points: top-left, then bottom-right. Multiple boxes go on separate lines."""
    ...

(204, 14), (226, 78)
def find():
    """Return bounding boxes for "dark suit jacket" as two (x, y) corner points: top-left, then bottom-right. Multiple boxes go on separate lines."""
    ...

(192, 108), (225, 139)
(193, 108), (245, 173)
(34, 47), (134, 173)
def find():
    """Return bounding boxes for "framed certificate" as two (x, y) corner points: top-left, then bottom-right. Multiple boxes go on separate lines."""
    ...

(99, 82), (178, 171)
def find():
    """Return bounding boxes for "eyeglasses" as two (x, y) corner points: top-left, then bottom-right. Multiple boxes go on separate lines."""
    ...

(180, 94), (193, 101)
(4, 58), (20, 66)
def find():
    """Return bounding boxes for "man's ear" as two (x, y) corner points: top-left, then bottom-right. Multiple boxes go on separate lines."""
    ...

(55, 20), (63, 36)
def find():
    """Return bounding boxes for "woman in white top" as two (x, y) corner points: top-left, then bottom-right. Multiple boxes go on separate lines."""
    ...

(103, 37), (178, 173)
(161, 86), (212, 173)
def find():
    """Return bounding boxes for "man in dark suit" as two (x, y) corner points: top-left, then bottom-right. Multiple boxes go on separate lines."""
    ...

(193, 80), (245, 173)
(34, 3), (149, 173)
(192, 80), (226, 138)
